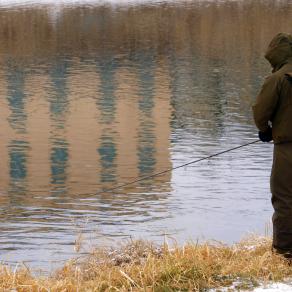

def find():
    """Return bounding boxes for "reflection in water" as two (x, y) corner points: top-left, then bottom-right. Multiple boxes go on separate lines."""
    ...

(9, 140), (28, 196)
(0, 0), (290, 268)
(6, 62), (27, 133)
(49, 59), (70, 121)
(137, 52), (156, 177)
(98, 135), (117, 183)
(98, 57), (118, 123)
(51, 139), (68, 187)
(98, 56), (118, 183)
(9, 141), (27, 180)
(49, 59), (71, 193)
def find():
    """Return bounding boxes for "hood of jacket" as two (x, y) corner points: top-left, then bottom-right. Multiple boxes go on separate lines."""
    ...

(265, 33), (292, 72)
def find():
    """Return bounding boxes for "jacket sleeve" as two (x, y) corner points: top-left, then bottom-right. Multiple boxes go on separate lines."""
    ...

(252, 75), (280, 132)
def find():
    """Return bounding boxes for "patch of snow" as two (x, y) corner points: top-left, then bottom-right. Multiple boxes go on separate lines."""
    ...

(209, 282), (292, 292)
(243, 245), (257, 251)
(253, 282), (292, 292)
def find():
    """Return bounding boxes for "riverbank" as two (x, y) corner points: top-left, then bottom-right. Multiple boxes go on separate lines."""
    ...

(1, 236), (292, 291)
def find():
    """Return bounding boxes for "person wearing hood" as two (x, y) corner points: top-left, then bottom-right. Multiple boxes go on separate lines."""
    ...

(253, 32), (292, 257)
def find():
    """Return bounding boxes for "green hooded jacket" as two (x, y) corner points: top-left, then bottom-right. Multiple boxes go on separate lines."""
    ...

(253, 33), (292, 144)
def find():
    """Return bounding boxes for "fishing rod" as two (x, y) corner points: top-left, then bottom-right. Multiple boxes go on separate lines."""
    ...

(82, 139), (261, 199)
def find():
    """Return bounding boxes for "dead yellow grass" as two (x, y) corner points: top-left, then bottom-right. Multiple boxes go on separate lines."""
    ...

(1, 236), (291, 291)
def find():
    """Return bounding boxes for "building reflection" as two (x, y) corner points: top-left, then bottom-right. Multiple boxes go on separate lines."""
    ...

(49, 58), (71, 194)
(5, 61), (27, 134)
(0, 54), (173, 215)
(8, 140), (29, 199)
(97, 56), (119, 185)
(136, 52), (156, 179)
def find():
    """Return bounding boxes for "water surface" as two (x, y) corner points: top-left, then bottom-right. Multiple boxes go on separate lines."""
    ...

(0, 0), (291, 269)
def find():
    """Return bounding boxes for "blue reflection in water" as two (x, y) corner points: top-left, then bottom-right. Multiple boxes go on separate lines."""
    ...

(136, 52), (156, 177)
(97, 56), (118, 124)
(97, 56), (118, 184)
(137, 122), (156, 175)
(9, 140), (28, 180)
(136, 52), (155, 115)
(51, 139), (69, 186)
(9, 140), (29, 196)
(5, 61), (27, 133)
(98, 135), (117, 183)
(49, 58), (71, 191)
(49, 58), (71, 124)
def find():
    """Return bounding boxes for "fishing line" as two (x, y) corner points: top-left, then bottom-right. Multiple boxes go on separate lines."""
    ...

(82, 139), (261, 199)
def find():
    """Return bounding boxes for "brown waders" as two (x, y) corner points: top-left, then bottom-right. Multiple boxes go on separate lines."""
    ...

(271, 143), (292, 253)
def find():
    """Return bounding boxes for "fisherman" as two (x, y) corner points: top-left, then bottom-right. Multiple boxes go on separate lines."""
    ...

(253, 32), (292, 257)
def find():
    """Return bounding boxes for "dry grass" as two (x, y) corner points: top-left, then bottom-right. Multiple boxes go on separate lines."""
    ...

(1, 236), (292, 291)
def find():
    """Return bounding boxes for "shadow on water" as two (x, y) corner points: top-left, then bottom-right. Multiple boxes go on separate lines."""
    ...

(0, 0), (290, 268)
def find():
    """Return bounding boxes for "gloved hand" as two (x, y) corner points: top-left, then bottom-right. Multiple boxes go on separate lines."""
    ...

(259, 126), (272, 142)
